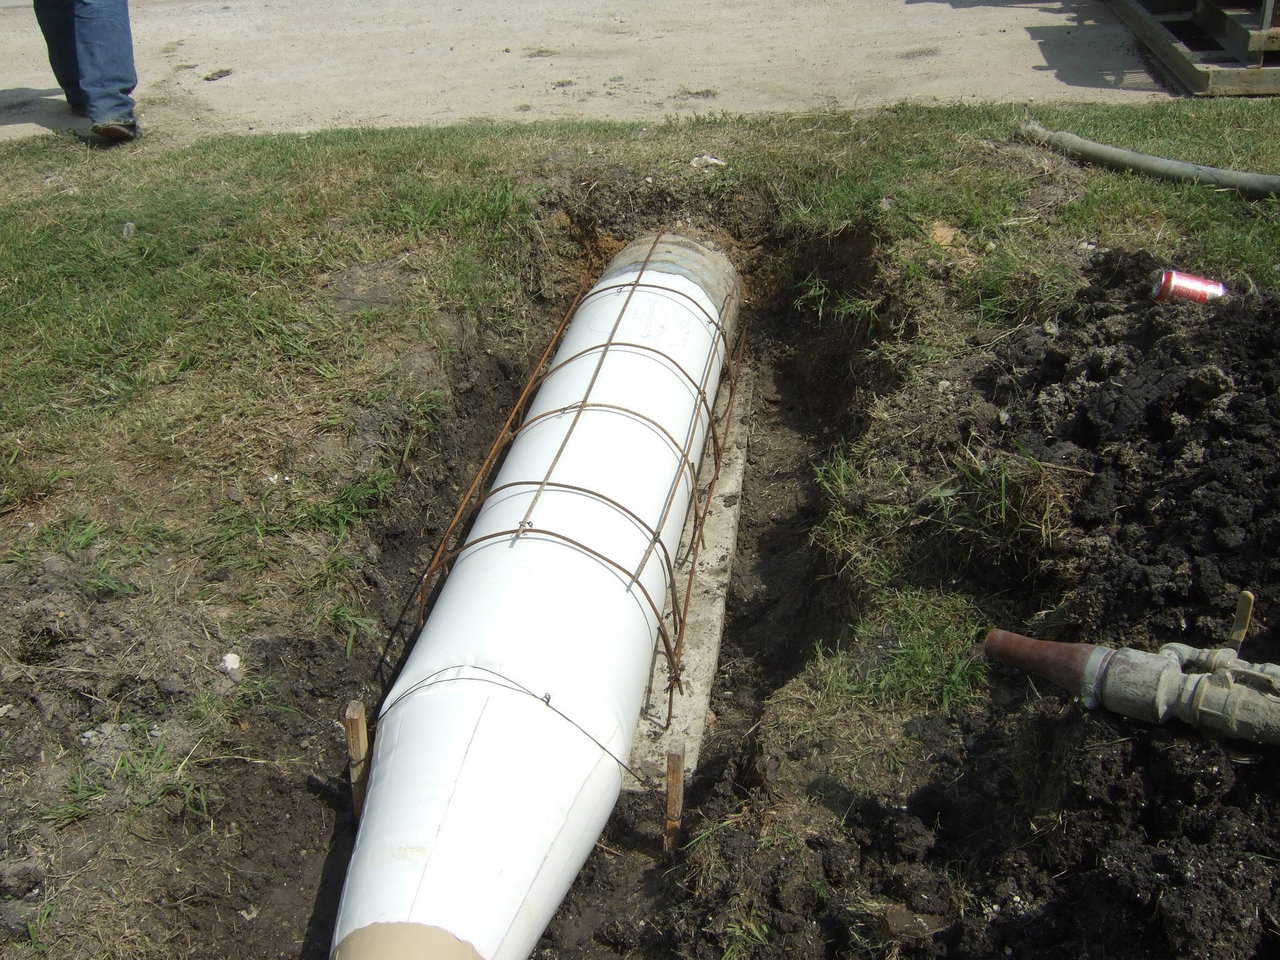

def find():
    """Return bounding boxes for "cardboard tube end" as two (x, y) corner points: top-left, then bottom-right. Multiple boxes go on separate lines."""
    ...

(332, 923), (485, 960)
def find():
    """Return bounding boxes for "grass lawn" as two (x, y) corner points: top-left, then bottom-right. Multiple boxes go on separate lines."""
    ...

(1, 98), (1278, 957)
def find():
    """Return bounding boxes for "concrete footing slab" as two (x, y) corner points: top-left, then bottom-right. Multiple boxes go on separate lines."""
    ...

(624, 368), (753, 790)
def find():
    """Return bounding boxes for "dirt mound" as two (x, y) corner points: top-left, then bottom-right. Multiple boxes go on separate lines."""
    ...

(993, 249), (1280, 654)
(827, 252), (1280, 959)
(868, 701), (1280, 960)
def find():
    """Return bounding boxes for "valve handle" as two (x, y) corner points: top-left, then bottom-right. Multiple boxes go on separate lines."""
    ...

(1229, 590), (1255, 653)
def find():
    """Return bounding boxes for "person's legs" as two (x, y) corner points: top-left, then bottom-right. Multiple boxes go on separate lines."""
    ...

(72, 0), (137, 126)
(32, 0), (87, 112)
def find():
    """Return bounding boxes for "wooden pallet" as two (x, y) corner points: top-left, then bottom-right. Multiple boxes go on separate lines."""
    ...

(1109, 0), (1280, 94)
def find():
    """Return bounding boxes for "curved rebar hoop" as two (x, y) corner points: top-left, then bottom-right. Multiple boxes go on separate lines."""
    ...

(399, 233), (746, 721)
(446, 525), (681, 692)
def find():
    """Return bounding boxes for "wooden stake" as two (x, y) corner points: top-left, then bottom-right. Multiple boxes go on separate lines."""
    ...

(344, 700), (369, 818)
(1229, 590), (1255, 652)
(663, 748), (685, 855)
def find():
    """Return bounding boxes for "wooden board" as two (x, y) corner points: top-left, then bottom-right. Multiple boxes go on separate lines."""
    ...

(1194, 0), (1280, 62)
(1110, 0), (1280, 94)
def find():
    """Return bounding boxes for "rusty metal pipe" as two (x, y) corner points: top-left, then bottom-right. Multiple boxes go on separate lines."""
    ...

(983, 629), (1114, 708)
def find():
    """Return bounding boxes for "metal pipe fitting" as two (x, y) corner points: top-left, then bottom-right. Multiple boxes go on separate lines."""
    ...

(1159, 643), (1280, 684)
(984, 629), (1280, 747)
(984, 629), (1113, 707)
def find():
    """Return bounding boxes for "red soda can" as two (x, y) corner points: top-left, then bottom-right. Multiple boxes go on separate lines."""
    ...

(1152, 270), (1227, 303)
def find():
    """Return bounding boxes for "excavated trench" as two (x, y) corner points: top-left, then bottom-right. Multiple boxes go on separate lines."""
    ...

(356, 220), (887, 938)
(8, 183), (1277, 960)
(0, 195), (882, 960)
(328, 221), (1280, 960)
(284, 211), (893, 959)
(532, 233), (879, 956)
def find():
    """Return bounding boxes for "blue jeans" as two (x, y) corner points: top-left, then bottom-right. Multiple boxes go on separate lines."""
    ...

(33, 0), (137, 124)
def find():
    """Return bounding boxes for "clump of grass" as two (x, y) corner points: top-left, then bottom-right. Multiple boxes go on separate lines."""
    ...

(186, 676), (281, 736)
(815, 589), (986, 712)
(109, 734), (207, 815)
(722, 905), (771, 959)
(36, 513), (105, 554)
(85, 557), (138, 598)
(840, 893), (907, 959)
(924, 444), (1070, 567)
(376, 387), (445, 467)
(324, 602), (379, 657)
(813, 450), (913, 589)
(43, 766), (107, 828)
(794, 273), (889, 342)
(203, 468), (392, 572)
(0, 456), (67, 517)
(304, 470), (394, 538)
(815, 440), (1071, 594)
(23, 899), (57, 956)
(760, 589), (985, 795)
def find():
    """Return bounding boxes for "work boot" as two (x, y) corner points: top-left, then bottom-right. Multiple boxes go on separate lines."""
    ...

(91, 119), (141, 143)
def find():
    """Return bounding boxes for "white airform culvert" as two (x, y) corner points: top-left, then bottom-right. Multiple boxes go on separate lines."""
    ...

(331, 235), (740, 960)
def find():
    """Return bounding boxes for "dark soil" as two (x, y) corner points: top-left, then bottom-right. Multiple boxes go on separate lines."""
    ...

(995, 250), (1280, 656)
(541, 250), (1280, 960)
